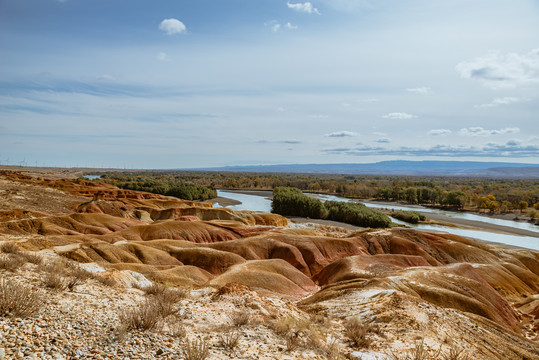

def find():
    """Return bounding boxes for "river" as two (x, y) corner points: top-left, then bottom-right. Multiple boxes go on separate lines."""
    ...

(216, 190), (539, 251)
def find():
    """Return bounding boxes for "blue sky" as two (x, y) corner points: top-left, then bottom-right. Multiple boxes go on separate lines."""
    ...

(1, 0), (538, 168)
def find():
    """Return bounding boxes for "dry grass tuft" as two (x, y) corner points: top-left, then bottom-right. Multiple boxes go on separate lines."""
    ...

(0, 278), (43, 317)
(42, 272), (68, 291)
(343, 317), (374, 349)
(443, 345), (470, 360)
(150, 287), (185, 319)
(118, 300), (162, 332)
(0, 242), (20, 254)
(164, 319), (186, 339)
(389, 339), (442, 360)
(0, 254), (26, 272)
(19, 252), (43, 265)
(218, 328), (241, 350)
(183, 338), (210, 360)
(229, 310), (250, 327)
(94, 275), (117, 287)
(323, 337), (345, 360)
(285, 331), (302, 352)
(144, 282), (167, 295)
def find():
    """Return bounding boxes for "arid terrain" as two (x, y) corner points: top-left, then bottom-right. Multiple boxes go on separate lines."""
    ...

(0, 168), (538, 360)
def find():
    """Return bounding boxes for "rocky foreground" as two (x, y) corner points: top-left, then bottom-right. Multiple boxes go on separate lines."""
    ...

(0, 170), (538, 360)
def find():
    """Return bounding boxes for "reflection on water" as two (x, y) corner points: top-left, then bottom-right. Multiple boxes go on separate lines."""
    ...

(83, 175), (101, 180)
(217, 190), (539, 250)
(217, 190), (272, 212)
(313, 193), (539, 235)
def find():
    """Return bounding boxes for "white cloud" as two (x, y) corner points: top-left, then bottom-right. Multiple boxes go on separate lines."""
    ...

(309, 114), (328, 119)
(428, 129), (452, 136)
(287, 2), (321, 15)
(382, 112), (417, 119)
(157, 52), (171, 62)
(475, 97), (525, 108)
(456, 49), (539, 89)
(406, 87), (432, 94)
(325, 131), (356, 137)
(158, 18), (186, 35)
(266, 21), (298, 32)
(459, 127), (520, 136)
(321, 142), (539, 158)
(285, 22), (298, 30)
(376, 138), (391, 143)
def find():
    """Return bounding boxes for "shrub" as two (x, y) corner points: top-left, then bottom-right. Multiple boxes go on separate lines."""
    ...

(0, 242), (20, 254)
(19, 252), (43, 265)
(0, 278), (42, 317)
(390, 210), (426, 224)
(389, 339), (442, 360)
(42, 272), (68, 291)
(165, 319), (186, 338)
(0, 254), (25, 272)
(442, 345), (470, 360)
(343, 318), (373, 348)
(218, 328), (241, 350)
(152, 288), (185, 318)
(229, 311), (250, 327)
(118, 300), (162, 332)
(183, 338), (210, 360)
(286, 331), (302, 352)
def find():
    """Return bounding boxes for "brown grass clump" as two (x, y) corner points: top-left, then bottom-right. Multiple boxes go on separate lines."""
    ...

(343, 317), (374, 348)
(389, 339), (442, 360)
(118, 300), (162, 332)
(164, 319), (186, 338)
(42, 272), (68, 291)
(0, 254), (26, 272)
(143, 282), (167, 295)
(19, 252), (43, 265)
(443, 345), (471, 360)
(183, 338), (210, 360)
(229, 310), (250, 327)
(94, 275), (117, 287)
(147, 286), (186, 319)
(218, 328), (241, 350)
(0, 278), (42, 317)
(0, 242), (20, 254)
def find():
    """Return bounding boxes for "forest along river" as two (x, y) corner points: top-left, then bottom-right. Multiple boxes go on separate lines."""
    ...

(216, 190), (539, 251)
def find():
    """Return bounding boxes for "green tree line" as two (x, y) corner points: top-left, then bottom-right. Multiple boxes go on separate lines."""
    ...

(272, 187), (391, 228)
(93, 171), (539, 214)
(101, 175), (217, 201)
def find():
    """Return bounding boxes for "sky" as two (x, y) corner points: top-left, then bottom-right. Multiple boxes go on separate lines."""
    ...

(0, 0), (538, 169)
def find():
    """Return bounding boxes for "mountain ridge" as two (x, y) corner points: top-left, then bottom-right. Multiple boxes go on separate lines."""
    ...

(183, 160), (539, 178)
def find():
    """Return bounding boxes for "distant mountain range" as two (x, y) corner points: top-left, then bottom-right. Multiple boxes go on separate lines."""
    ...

(186, 161), (539, 178)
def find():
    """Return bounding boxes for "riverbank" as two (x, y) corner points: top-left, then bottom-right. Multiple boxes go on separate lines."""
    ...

(215, 190), (539, 243)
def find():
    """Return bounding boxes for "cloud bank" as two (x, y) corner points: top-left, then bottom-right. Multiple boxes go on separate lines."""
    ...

(382, 112), (417, 119)
(456, 49), (539, 89)
(325, 131), (356, 138)
(459, 127), (520, 136)
(287, 2), (320, 14)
